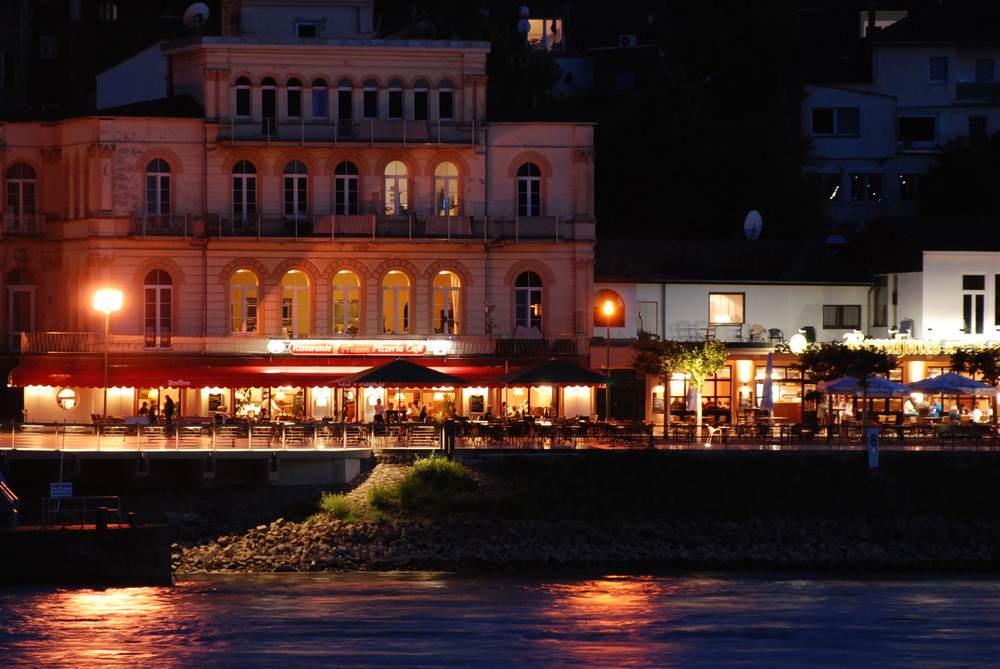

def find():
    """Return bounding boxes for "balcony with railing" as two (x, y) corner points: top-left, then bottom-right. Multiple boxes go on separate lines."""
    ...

(18, 332), (580, 357)
(2, 211), (47, 236)
(218, 118), (478, 145)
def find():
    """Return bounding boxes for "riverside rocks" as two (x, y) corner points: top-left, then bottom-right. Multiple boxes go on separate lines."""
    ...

(173, 515), (1000, 574)
(171, 454), (1000, 575)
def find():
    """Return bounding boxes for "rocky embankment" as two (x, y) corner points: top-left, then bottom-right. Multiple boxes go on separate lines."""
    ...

(172, 514), (1000, 574)
(172, 454), (1000, 574)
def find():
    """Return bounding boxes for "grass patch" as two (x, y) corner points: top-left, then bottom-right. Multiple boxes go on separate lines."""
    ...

(366, 484), (400, 518)
(397, 455), (474, 515)
(317, 491), (362, 523)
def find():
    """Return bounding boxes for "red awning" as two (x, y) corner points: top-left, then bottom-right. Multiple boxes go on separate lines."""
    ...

(8, 360), (508, 389)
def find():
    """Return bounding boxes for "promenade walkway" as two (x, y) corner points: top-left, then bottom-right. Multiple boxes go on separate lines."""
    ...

(2, 420), (998, 453)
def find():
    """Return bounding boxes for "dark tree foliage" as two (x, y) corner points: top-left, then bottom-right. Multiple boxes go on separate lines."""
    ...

(794, 342), (898, 385)
(951, 346), (1000, 386)
(920, 133), (1000, 216)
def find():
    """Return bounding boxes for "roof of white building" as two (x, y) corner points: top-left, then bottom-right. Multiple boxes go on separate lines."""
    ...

(595, 237), (870, 285)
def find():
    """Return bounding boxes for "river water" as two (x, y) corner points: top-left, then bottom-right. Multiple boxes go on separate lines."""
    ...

(3, 572), (1000, 667)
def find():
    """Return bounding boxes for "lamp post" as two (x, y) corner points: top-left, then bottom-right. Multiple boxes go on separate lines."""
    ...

(603, 299), (615, 421)
(94, 289), (123, 420)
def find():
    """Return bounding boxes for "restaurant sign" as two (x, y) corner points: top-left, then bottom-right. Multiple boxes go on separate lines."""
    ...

(267, 339), (452, 356)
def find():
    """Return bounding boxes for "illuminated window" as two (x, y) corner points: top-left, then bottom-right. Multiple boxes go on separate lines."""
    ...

(281, 270), (311, 337)
(230, 269), (258, 333)
(434, 162), (459, 215)
(382, 270), (410, 334)
(433, 271), (460, 334)
(384, 161), (408, 215)
(515, 271), (543, 331)
(709, 293), (744, 325)
(56, 388), (77, 410)
(332, 270), (360, 334)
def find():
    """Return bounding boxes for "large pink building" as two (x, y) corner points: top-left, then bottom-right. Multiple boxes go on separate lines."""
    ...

(2, 0), (597, 424)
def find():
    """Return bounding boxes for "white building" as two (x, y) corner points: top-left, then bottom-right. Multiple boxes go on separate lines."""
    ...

(804, 3), (1000, 231)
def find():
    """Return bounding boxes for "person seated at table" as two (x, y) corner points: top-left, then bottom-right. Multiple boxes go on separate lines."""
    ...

(138, 402), (149, 417)
(971, 405), (984, 423)
(903, 398), (919, 424)
(949, 405), (962, 423)
(484, 406), (495, 421)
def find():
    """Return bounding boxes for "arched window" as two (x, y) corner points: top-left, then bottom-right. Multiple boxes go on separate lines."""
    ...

(384, 161), (408, 215)
(362, 78), (378, 119)
(235, 76), (251, 117)
(593, 289), (625, 328)
(334, 161), (359, 215)
(281, 270), (311, 337)
(312, 78), (328, 119)
(261, 76), (277, 134)
(434, 162), (460, 215)
(232, 160), (257, 228)
(6, 268), (35, 350)
(381, 270), (410, 334)
(515, 271), (543, 331)
(388, 78), (404, 119)
(145, 159), (170, 228)
(438, 79), (454, 120)
(230, 269), (258, 333)
(332, 270), (360, 334)
(286, 77), (302, 118)
(283, 160), (308, 219)
(432, 271), (461, 334)
(6, 163), (37, 230)
(413, 79), (429, 121)
(144, 269), (172, 348)
(516, 162), (542, 217)
(337, 78), (353, 137)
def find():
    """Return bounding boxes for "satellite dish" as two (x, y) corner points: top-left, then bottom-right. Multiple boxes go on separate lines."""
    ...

(744, 210), (762, 240)
(183, 2), (210, 32)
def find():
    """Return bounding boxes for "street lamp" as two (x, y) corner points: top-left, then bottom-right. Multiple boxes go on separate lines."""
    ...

(603, 299), (615, 421)
(94, 289), (123, 420)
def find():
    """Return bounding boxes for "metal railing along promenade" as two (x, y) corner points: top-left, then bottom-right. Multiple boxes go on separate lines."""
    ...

(3, 420), (999, 453)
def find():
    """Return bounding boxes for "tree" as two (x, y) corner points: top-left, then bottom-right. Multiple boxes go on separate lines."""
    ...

(921, 133), (1000, 216)
(951, 346), (1000, 422)
(794, 342), (898, 425)
(631, 333), (728, 434)
(951, 346), (1000, 385)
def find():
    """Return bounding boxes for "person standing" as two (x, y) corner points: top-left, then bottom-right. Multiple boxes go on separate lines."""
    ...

(164, 395), (175, 423)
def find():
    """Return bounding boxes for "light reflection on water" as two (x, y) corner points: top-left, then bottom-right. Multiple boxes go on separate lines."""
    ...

(3, 573), (1000, 667)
